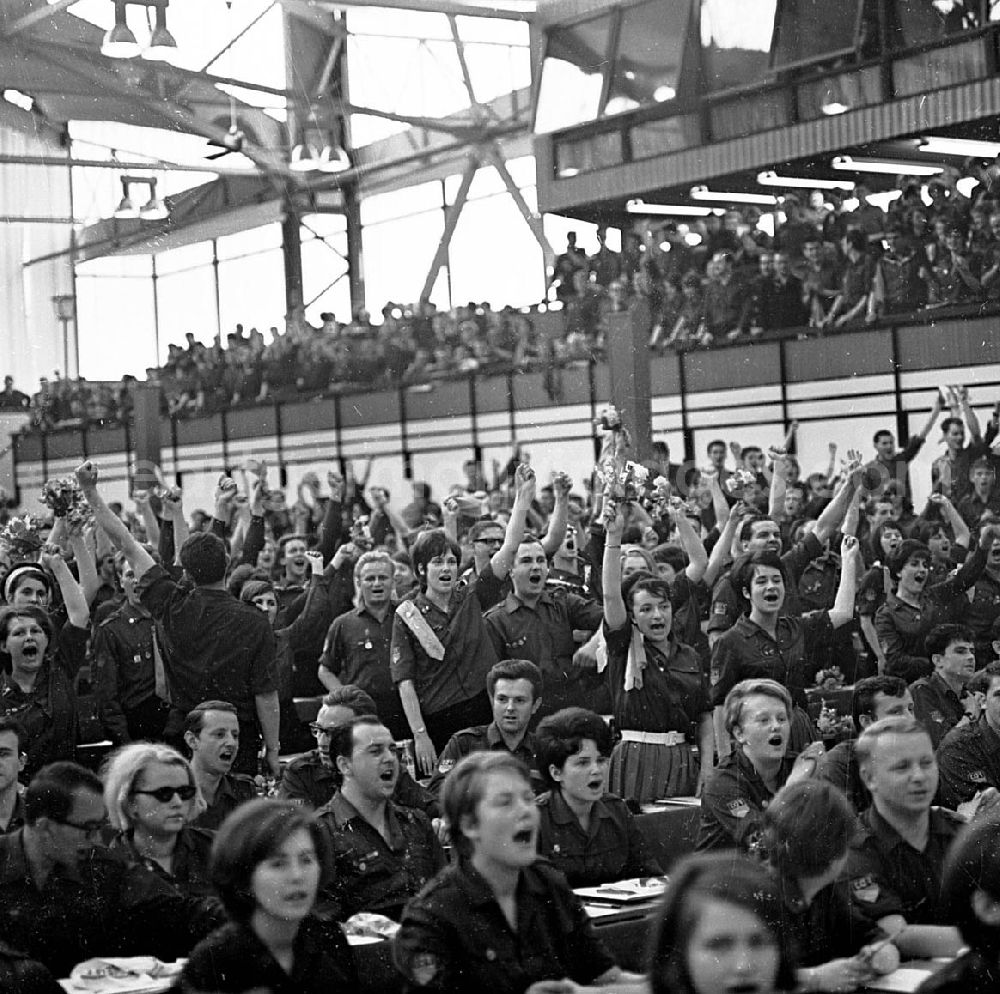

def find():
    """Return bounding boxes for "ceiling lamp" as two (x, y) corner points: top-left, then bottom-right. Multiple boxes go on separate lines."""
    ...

(831, 155), (943, 176)
(102, 1), (140, 59)
(919, 136), (1000, 158)
(143, 3), (178, 61)
(290, 144), (321, 172)
(819, 80), (849, 116)
(625, 199), (716, 216)
(757, 171), (855, 191)
(114, 176), (169, 221)
(113, 177), (138, 219)
(653, 85), (676, 103)
(318, 144), (351, 173)
(690, 185), (779, 206)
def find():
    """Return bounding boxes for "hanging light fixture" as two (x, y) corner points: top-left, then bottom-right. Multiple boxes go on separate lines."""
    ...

(113, 177), (139, 219)
(102, 0), (140, 59)
(139, 178), (169, 220)
(143, 3), (178, 61)
(290, 143), (322, 172)
(114, 176), (169, 221)
(318, 144), (351, 173)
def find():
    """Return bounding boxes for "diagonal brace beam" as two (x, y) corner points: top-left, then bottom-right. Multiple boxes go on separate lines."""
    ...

(420, 155), (477, 303)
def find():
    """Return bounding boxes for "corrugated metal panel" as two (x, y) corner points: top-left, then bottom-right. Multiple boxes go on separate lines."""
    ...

(540, 76), (1000, 212)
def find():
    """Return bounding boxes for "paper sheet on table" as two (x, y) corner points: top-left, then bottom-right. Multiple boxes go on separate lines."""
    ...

(62, 958), (183, 994)
(863, 967), (934, 992)
(650, 796), (701, 807)
(574, 877), (667, 904)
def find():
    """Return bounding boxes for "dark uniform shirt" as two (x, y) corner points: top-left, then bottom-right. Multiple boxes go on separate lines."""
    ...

(815, 739), (871, 812)
(484, 590), (606, 715)
(178, 916), (357, 994)
(910, 672), (967, 750)
(137, 564), (277, 726)
(604, 621), (709, 733)
(535, 788), (662, 888)
(279, 749), (439, 816)
(108, 826), (217, 902)
(797, 552), (840, 612)
(964, 572), (1000, 666)
(711, 612), (832, 711)
(0, 793), (25, 834)
(393, 859), (616, 994)
(708, 533), (824, 636)
(0, 623), (88, 781)
(190, 773), (257, 831)
(390, 581), (499, 718)
(767, 872), (879, 967)
(428, 722), (539, 796)
(842, 804), (963, 925)
(935, 716), (1000, 808)
(956, 488), (1000, 530)
(0, 829), (210, 979)
(863, 436), (923, 502)
(90, 600), (167, 743)
(316, 791), (444, 921)
(875, 543), (989, 683)
(696, 748), (793, 855)
(320, 604), (398, 716)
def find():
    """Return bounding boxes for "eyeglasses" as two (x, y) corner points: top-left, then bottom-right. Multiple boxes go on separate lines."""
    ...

(51, 816), (107, 837)
(310, 723), (338, 738)
(132, 785), (197, 803)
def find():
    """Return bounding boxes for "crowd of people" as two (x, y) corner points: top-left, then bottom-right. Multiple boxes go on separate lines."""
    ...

(14, 165), (1000, 433)
(2, 380), (1000, 990)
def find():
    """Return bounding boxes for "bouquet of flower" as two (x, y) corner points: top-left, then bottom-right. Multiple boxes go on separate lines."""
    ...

(597, 457), (649, 505)
(39, 476), (93, 529)
(816, 703), (854, 739)
(645, 475), (672, 516)
(595, 403), (622, 433)
(0, 515), (45, 559)
(724, 468), (758, 499)
(814, 665), (846, 691)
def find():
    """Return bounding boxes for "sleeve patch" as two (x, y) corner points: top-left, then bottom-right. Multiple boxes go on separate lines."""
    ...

(851, 875), (880, 903)
(409, 953), (441, 987)
(713, 603), (729, 616)
(727, 798), (750, 819)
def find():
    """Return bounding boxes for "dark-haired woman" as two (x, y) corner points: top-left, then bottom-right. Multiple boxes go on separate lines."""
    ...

(602, 508), (714, 803)
(534, 706), (661, 887)
(0, 549), (90, 779)
(648, 851), (797, 994)
(175, 799), (357, 994)
(762, 780), (899, 992)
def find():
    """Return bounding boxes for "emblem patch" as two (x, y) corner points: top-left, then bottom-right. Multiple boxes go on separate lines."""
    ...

(727, 798), (750, 819)
(851, 875), (880, 904)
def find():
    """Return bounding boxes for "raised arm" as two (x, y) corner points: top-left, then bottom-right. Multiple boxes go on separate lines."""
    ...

(930, 493), (970, 549)
(670, 504), (708, 583)
(768, 448), (789, 521)
(66, 522), (100, 607)
(40, 546), (90, 630)
(490, 463), (536, 581)
(915, 393), (944, 443)
(133, 491), (160, 547)
(541, 472), (570, 557)
(602, 506), (627, 631)
(76, 462), (156, 580)
(162, 490), (189, 566)
(814, 456), (863, 544)
(704, 503), (743, 589)
(828, 535), (862, 629)
(956, 384), (982, 443)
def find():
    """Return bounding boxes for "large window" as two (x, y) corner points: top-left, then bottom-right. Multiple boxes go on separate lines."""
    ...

(534, 13), (613, 133)
(770, 0), (865, 71)
(700, 0), (778, 91)
(604, 1), (690, 115)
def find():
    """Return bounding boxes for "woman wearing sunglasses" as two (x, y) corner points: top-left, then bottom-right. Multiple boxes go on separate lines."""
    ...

(103, 742), (216, 905)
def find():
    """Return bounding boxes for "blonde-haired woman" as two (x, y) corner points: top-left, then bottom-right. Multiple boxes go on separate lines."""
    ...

(103, 741), (215, 904)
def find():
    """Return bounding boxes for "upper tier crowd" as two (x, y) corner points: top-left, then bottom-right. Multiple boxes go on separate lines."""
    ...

(9, 163), (1000, 430)
(3, 384), (1000, 991)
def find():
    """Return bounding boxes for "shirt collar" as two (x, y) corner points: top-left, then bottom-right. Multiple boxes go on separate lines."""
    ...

(502, 590), (553, 614)
(546, 787), (612, 827)
(454, 858), (549, 907)
(327, 790), (404, 846)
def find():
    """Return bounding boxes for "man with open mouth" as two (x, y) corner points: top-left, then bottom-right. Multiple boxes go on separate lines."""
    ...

(184, 700), (257, 831)
(875, 525), (1000, 683)
(315, 716), (444, 922)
